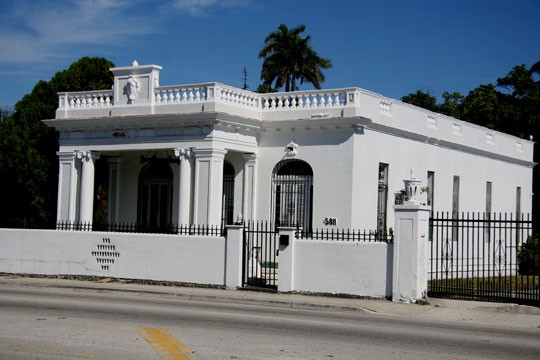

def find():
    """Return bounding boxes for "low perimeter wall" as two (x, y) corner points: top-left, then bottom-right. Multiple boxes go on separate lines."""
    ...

(0, 229), (226, 285)
(1, 207), (428, 303)
(292, 240), (393, 298)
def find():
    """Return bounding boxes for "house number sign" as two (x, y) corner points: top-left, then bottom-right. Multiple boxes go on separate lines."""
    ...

(323, 217), (337, 226)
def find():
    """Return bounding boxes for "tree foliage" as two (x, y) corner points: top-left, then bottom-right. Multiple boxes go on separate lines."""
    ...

(0, 57), (114, 227)
(518, 236), (540, 275)
(401, 61), (540, 140)
(259, 24), (332, 92)
(401, 90), (438, 112)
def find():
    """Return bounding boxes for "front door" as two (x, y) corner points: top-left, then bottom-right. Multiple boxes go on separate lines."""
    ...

(138, 162), (173, 232)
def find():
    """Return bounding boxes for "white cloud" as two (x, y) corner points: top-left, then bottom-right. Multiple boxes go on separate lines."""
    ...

(0, 0), (157, 64)
(172, 0), (251, 16)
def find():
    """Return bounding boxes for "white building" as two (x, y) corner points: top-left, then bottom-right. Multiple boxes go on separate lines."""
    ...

(45, 62), (535, 233)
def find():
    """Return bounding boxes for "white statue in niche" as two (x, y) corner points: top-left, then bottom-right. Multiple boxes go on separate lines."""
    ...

(124, 75), (140, 104)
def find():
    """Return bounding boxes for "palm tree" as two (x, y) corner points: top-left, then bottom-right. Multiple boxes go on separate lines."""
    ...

(259, 24), (332, 92)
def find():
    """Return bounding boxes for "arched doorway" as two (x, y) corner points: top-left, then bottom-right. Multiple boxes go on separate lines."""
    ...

(138, 161), (173, 232)
(271, 159), (313, 230)
(222, 161), (235, 226)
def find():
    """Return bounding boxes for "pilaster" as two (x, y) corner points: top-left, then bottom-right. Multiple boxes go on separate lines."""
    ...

(56, 152), (79, 223)
(242, 153), (258, 221)
(192, 148), (227, 225)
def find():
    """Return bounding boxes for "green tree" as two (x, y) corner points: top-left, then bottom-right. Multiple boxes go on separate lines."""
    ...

(438, 91), (464, 119)
(259, 24), (332, 92)
(255, 83), (278, 94)
(518, 236), (540, 275)
(0, 57), (114, 227)
(460, 84), (506, 130)
(401, 90), (438, 112)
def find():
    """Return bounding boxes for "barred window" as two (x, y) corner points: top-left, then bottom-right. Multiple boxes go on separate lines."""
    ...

(271, 159), (313, 231)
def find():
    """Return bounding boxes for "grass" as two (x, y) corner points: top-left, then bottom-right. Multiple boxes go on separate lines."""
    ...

(429, 275), (539, 293)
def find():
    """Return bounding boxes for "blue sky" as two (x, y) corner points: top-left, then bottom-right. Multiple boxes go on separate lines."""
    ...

(1, 0), (539, 108)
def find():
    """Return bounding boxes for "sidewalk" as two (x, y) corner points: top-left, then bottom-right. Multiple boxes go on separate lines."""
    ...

(1, 274), (539, 329)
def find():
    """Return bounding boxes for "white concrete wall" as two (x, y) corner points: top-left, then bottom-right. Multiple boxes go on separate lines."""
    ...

(351, 127), (533, 231)
(256, 129), (356, 228)
(255, 125), (533, 233)
(292, 240), (392, 298)
(0, 229), (226, 285)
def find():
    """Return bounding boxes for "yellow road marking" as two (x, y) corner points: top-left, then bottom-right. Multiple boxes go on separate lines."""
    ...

(139, 327), (199, 360)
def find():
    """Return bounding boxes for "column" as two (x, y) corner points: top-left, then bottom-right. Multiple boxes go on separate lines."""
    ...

(56, 151), (79, 223)
(277, 226), (297, 292)
(192, 148), (226, 225)
(107, 157), (121, 223)
(224, 224), (244, 289)
(392, 174), (430, 303)
(242, 153), (258, 222)
(174, 148), (192, 225)
(78, 151), (100, 224)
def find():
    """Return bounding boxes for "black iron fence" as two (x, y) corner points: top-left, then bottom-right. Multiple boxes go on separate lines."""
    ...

(296, 227), (393, 242)
(429, 212), (539, 306)
(55, 221), (225, 236)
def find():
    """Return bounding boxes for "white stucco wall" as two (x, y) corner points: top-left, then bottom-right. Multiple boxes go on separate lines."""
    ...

(292, 240), (392, 297)
(0, 229), (226, 285)
(255, 123), (532, 232)
(351, 126), (533, 230)
(256, 129), (356, 228)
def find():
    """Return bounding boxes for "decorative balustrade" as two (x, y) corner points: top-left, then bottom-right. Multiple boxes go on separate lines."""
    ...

(260, 91), (345, 111)
(58, 85), (352, 114)
(58, 90), (113, 109)
(154, 85), (207, 104)
(217, 85), (259, 109)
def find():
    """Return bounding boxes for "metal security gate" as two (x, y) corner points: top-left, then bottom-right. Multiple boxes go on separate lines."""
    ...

(242, 221), (278, 290)
(429, 212), (539, 306)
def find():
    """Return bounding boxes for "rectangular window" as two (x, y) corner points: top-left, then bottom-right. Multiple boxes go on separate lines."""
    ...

(427, 171), (435, 216)
(452, 176), (460, 241)
(485, 182), (492, 214)
(516, 186), (522, 243)
(516, 186), (522, 218)
(485, 181), (492, 242)
(377, 163), (389, 236)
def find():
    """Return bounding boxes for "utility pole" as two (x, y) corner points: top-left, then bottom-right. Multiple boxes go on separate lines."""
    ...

(242, 67), (249, 90)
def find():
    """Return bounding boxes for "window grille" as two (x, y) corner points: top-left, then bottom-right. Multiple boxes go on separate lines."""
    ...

(271, 159), (313, 231)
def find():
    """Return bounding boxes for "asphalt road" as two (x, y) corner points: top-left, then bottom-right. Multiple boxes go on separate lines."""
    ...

(0, 284), (539, 359)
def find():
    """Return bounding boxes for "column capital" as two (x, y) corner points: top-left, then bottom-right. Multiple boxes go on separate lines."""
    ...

(76, 150), (100, 162)
(174, 148), (191, 161)
(192, 148), (227, 160)
(242, 153), (258, 162)
(57, 151), (76, 161)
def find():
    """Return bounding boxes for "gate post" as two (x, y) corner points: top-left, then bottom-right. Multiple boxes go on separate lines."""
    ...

(393, 173), (430, 303)
(225, 224), (243, 289)
(277, 227), (297, 292)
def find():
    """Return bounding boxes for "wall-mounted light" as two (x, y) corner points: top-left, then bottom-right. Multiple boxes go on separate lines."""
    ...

(285, 141), (298, 156)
